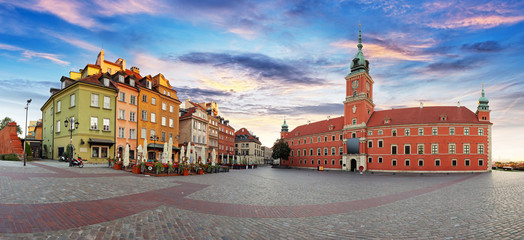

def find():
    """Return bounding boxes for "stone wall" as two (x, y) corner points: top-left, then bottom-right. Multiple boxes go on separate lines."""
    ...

(0, 122), (24, 158)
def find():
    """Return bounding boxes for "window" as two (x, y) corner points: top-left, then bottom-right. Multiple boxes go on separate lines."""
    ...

(56, 120), (61, 132)
(449, 144), (456, 154)
(161, 132), (166, 142)
(119, 92), (125, 102)
(339, 147), (343, 155)
(368, 140), (373, 148)
(103, 119), (110, 131)
(310, 149), (313, 155)
(435, 159), (440, 166)
(311, 160), (314, 165)
(92, 146), (99, 158)
(130, 112), (136, 122)
(118, 74), (124, 82)
(405, 129), (410, 136)
(391, 145), (397, 155)
(378, 140), (383, 148)
(170, 105), (173, 113)
(130, 95), (136, 105)
(405, 159), (410, 166)
(392, 159), (397, 166)
(331, 147), (336, 155)
(317, 136), (321, 142)
(151, 112), (156, 123)
(317, 148), (321, 156)
(339, 134), (343, 140)
(449, 127), (455, 135)
(90, 117), (98, 130)
(368, 157), (372, 163)
(463, 144), (470, 154)
(478, 159), (484, 166)
(152, 97), (156, 105)
(57, 101), (61, 112)
(418, 144), (424, 154)
(150, 129), (155, 139)
(418, 159), (424, 166)
(332, 160), (335, 165)
(141, 110), (147, 121)
(119, 109), (125, 119)
(432, 127), (438, 135)
(324, 148), (328, 155)
(478, 144), (484, 154)
(404, 145), (411, 154)
(352, 118), (357, 125)
(142, 95), (147, 103)
(304, 149), (307, 156)
(368, 131), (372, 136)
(352, 133), (356, 138)
(147, 81), (152, 89)
(162, 102), (167, 111)
(161, 117), (166, 126)
(130, 79), (135, 87)
(392, 129), (397, 136)
(431, 144), (438, 154)
(324, 136), (328, 142)
(103, 96), (110, 109)
(70, 94), (75, 107)
(130, 129), (136, 139)
(478, 128), (484, 135)
(378, 130), (383, 135)
(332, 135), (335, 141)
(452, 159), (457, 166)
(103, 78), (109, 86)
(169, 119), (174, 128)
(465, 159), (470, 166)
(418, 128), (424, 136)
(318, 159), (321, 165)
(464, 128), (470, 135)
(118, 127), (125, 138)
(378, 157), (383, 163)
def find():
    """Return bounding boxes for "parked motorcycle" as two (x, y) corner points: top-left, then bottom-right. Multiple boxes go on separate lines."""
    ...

(70, 157), (84, 168)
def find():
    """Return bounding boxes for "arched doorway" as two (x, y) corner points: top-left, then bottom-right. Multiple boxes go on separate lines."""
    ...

(350, 159), (357, 172)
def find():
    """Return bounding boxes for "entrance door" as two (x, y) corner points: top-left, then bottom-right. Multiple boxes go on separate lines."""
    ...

(350, 159), (357, 172)
(58, 147), (64, 158)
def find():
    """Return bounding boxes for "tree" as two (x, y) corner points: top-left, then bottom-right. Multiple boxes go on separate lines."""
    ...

(271, 138), (291, 161)
(25, 142), (32, 161)
(0, 117), (22, 135)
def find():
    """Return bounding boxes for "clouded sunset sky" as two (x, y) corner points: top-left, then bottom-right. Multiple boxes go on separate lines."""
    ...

(0, 0), (523, 161)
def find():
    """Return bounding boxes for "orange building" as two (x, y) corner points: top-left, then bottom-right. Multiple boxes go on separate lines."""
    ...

(218, 117), (235, 163)
(137, 74), (181, 161)
(281, 26), (492, 173)
(113, 71), (140, 159)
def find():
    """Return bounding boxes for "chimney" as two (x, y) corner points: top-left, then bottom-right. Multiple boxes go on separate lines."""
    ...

(457, 101), (460, 107)
(130, 66), (140, 74)
(420, 102), (423, 108)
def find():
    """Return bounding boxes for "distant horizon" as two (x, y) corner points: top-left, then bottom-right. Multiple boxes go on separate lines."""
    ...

(1, 0), (523, 162)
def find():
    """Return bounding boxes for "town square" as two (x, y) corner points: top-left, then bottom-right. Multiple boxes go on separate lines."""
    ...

(1, 0), (524, 239)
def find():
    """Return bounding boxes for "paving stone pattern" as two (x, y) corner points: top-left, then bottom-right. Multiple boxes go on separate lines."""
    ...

(0, 160), (522, 239)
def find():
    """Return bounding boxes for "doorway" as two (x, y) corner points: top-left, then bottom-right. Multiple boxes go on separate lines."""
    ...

(350, 159), (357, 172)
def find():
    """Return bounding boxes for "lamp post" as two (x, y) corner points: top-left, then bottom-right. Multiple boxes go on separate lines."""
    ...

(23, 99), (32, 167)
(64, 118), (79, 167)
(150, 135), (159, 160)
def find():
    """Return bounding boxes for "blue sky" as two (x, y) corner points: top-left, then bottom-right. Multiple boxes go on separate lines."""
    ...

(1, 0), (523, 161)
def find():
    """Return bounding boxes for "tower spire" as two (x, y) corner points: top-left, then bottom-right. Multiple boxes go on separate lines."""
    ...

(357, 22), (363, 50)
(349, 23), (369, 75)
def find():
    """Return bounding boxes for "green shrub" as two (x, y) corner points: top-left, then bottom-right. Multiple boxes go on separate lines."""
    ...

(25, 142), (32, 161)
(3, 154), (20, 161)
(0, 154), (4, 160)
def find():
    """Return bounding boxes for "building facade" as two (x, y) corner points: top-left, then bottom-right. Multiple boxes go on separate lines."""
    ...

(218, 117), (235, 163)
(179, 100), (209, 162)
(281, 26), (492, 173)
(235, 128), (264, 164)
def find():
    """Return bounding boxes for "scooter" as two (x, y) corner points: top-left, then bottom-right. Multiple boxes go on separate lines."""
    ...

(70, 156), (84, 168)
(59, 155), (68, 162)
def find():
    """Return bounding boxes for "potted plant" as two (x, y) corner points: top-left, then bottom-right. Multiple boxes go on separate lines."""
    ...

(180, 162), (190, 176)
(155, 162), (164, 175)
(113, 159), (123, 170)
(132, 163), (141, 174)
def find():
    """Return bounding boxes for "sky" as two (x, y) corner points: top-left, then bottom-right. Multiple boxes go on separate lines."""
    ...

(0, 0), (523, 162)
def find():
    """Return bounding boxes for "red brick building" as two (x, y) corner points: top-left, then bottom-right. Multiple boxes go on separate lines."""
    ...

(0, 122), (24, 158)
(281, 27), (492, 173)
(218, 117), (235, 163)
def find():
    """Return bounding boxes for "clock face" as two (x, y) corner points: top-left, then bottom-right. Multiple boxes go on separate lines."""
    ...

(352, 80), (359, 89)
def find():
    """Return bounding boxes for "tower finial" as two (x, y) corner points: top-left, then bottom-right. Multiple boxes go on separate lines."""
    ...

(357, 22), (363, 50)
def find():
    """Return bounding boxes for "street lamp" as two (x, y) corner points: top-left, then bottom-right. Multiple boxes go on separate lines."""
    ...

(64, 117), (79, 167)
(23, 99), (32, 167)
(150, 135), (159, 160)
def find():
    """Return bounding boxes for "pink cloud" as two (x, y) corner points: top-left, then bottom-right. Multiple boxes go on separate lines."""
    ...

(330, 40), (433, 61)
(428, 15), (524, 29)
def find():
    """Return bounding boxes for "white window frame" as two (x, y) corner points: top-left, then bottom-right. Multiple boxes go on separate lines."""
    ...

(70, 94), (75, 107)
(56, 101), (61, 113)
(103, 118), (110, 131)
(103, 96), (110, 109)
(56, 120), (61, 132)
(151, 112), (156, 123)
(90, 117), (98, 130)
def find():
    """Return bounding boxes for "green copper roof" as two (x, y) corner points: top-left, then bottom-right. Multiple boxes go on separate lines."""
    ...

(348, 24), (369, 76)
(281, 119), (289, 132)
(478, 84), (489, 110)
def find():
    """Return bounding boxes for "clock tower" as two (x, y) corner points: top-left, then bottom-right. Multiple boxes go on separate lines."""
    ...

(343, 24), (375, 131)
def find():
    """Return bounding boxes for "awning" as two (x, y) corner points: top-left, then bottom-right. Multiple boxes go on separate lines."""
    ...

(88, 138), (115, 146)
(147, 143), (180, 151)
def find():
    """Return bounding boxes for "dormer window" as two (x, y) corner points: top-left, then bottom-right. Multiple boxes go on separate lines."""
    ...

(61, 81), (65, 89)
(119, 75), (124, 83)
(147, 81), (152, 89)
(384, 117), (391, 124)
(130, 79), (135, 87)
(440, 114), (448, 121)
(103, 78), (109, 87)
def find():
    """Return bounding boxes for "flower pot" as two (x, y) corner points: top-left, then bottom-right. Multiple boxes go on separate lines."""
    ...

(198, 169), (204, 175)
(132, 167), (141, 174)
(183, 169), (189, 176)
(114, 164), (122, 170)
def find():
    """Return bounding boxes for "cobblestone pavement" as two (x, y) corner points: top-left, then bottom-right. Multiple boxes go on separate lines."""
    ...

(0, 160), (522, 239)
